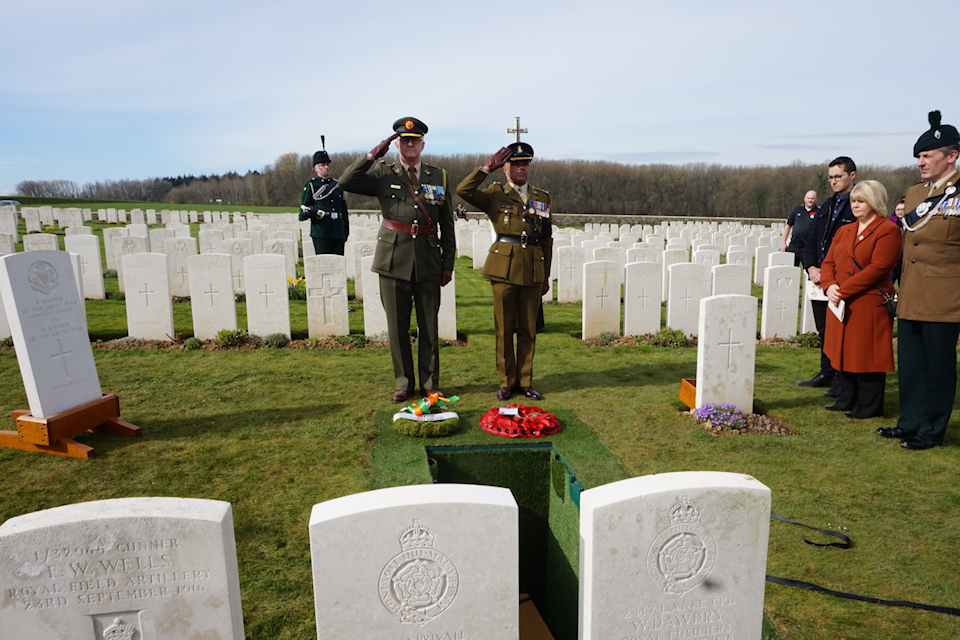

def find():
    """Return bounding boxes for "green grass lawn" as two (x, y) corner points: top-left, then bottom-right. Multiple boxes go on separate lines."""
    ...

(1, 220), (958, 639)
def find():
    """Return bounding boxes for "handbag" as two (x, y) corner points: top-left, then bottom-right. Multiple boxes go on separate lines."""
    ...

(850, 255), (897, 318)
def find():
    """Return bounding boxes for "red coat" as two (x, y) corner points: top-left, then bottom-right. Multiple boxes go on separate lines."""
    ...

(820, 217), (900, 373)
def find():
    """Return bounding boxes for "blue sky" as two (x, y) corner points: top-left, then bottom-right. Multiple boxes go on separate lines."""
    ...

(2, 0), (957, 195)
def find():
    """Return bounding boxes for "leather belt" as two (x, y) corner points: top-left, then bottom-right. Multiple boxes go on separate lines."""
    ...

(381, 219), (437, 237)
(496, 233), (539, 246)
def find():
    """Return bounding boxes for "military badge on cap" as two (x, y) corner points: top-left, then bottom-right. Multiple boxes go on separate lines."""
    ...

(393, 117), (428, 137)
(508, 142), (534, 162)
(913, 110), (960, 157)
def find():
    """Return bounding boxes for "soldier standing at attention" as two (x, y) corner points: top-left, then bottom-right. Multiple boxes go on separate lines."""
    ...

(877, 110), (960, 450)
(300, 141), (349, 256)
(338, 118), (455, 404)
(457, 142), (552, 401)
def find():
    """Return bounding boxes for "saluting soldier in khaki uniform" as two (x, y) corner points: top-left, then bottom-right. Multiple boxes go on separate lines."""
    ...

(339, 118), (455, 403)
(457, 142), (552, 401)
(877, 111), (960, 450)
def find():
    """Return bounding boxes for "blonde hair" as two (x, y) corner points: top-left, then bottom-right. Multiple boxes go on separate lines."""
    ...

(850, 180), (888, 216)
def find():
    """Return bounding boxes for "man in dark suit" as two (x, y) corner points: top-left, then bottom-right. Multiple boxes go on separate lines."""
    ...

(798, 157), (857, 397)
(338, 118), (455, 403)
(457, 142), (552, 401)
(300, 145), (349, 256)
(878, 111), (960, 450)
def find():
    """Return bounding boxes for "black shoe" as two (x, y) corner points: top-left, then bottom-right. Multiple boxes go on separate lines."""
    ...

(877, 427), (913, 439)
(901, 437), (940, 450)
(825, 405), (846, 412)
(520, 387), (543, 401)
(796, 373), (829, 387)
(823, 377), (842, 397)
(497, 387), (513, 401)
(844, 412), (870, 420)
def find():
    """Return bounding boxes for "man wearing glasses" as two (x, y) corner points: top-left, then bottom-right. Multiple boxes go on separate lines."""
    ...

(797, 157), (857, 397)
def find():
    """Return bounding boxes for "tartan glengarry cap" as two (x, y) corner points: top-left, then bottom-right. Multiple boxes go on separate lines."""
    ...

(914, 110), (960, 157)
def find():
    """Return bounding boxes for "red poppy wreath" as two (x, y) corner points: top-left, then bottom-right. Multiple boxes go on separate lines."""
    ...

(479, 405), (561, 438)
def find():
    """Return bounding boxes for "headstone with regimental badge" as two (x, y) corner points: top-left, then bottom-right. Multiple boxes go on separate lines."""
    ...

(760, 265), (801, 339)
(579, 471), (770, 640)
(0, 251), (103, 418)
(309, 483), (518, 639)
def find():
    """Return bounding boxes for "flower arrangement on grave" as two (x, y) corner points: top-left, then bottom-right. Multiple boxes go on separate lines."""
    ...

(392, 393), (461, 437)
(479, 405), (561, 438)
(693, 403), (748, 431)
(287, 276), (307, 300)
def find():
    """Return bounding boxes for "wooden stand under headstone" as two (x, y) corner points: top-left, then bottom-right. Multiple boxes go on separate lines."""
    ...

(1, 393), (140, 459)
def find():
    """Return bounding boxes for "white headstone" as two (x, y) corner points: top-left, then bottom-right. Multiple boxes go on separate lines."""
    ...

(23, 233), (59, 252)
(557, 245), (584, 303)
(624, 261), (662, 336)
(113, 235), (147, 293)
(164, 236), (198, 298)
(221, 238), (253, 292)
(800, 276), (817, 334)
(579, 471), (770, 640)
(352, 240), (376, 300)
(661, 248), (689, 302)
(310, 484), (518, 639)
(760, 265), (801, 339)
(438, 271), (457, 342)
(64, 235), (106, 300)
(753, 246), (774, 286)
(263, 238), (297, 280)
(767, 251), (795, 268)
(582, 261), (621, 339)
(696, 294), (758, 411)
(0, 251), (103, 417)
(456, 224), (475, 259)
(666, 262), (708, 337)
(123, 253), (175, 341)
(360, 255), (389, 338)
(305, 254), (349, 337)
(0, 497), (244, 640)
(711, 263), (751, 297)
(187, 254), (237, 340)
(472, 231), (489, 270)
(148, 227), (176, 254)
(244, 254), (291, 339)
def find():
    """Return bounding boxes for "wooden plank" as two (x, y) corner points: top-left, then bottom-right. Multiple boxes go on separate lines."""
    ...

(15, 395), (120, 445)
(97, 417), (142, 438)
(0, 431), (94, 459)
(679, 378), (697, 410)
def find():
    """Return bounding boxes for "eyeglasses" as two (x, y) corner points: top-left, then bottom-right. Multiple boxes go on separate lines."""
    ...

(827, 174), (847, 181)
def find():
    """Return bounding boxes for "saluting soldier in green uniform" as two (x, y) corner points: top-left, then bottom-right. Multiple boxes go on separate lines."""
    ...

(338, 118), (455, 403)
(299, 143), (349, 256)
(457, 142), (552, 401)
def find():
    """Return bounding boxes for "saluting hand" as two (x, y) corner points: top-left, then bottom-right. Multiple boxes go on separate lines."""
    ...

(368, 132), (400, 160)
(483, 146), (512, 172)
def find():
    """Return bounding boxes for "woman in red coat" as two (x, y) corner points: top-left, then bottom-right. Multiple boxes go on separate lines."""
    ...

(820, 180), (901, 418)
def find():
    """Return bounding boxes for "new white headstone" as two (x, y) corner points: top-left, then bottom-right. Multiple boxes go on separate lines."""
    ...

(696, 294), (758, 411)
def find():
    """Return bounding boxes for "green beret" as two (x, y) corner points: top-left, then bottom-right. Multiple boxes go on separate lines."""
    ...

(914, 110), (960, 157)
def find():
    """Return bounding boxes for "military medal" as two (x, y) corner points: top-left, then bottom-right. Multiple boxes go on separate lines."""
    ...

(529, 200), (550, 218)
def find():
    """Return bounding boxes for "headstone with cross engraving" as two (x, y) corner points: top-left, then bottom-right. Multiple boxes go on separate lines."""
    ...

(188, 254), (237, 340)
(579, 471), (770, 640)
(760, 265), (801, 339)
(696, 294), (758, 411)
(64, 235), (106, 300)
(123, 253), (174, 341)
(305, 254), (349, 337)
(624, 262), (662, 336)
(244, 254), (290, 339)
(557, 245), (584, 304)
(164, 236), (198, 298)
(221, 238), (253, 292)
(113, 235), (147, 294)
(666, 263), (708, 337)
(582, 261), (621, 339)
(0, 497), (245, 639)
(472, 230), (490, 270)
(0, 251), (103, 418)
(309, 483), (518, 639)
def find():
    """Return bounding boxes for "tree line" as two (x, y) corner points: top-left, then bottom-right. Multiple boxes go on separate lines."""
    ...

(15, 153), (920, 218)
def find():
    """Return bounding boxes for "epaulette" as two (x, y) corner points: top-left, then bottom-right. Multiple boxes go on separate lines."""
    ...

(532, 186), (550, 196)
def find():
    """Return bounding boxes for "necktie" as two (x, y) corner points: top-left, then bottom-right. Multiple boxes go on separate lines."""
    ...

(408, 166), (419, 188)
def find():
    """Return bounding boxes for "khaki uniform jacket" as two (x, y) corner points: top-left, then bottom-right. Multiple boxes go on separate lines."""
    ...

(339, 156), (455, 281)
(899, 170), (960, 322)
(456, 167), (553, 287)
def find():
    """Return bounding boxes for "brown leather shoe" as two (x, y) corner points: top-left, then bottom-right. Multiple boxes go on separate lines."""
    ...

(497, 387), (513, 401)
(521, 387), (543, 400)
(391, 390), (410, 403)
(422, 388), (442, 398)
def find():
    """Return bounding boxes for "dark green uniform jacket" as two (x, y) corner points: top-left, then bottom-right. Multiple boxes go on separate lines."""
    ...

(339, 156), (455, 281)
(299, 177), (349, 241)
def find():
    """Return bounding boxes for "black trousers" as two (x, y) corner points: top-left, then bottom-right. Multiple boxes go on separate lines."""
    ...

(832, 371), (886, 418)
(897, 318), (960, 443)
(811, 300), (837, 378)
(312, 237), (345, 256)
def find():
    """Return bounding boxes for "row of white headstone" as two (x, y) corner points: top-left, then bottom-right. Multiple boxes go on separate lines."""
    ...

(0, 472), (771, 639)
